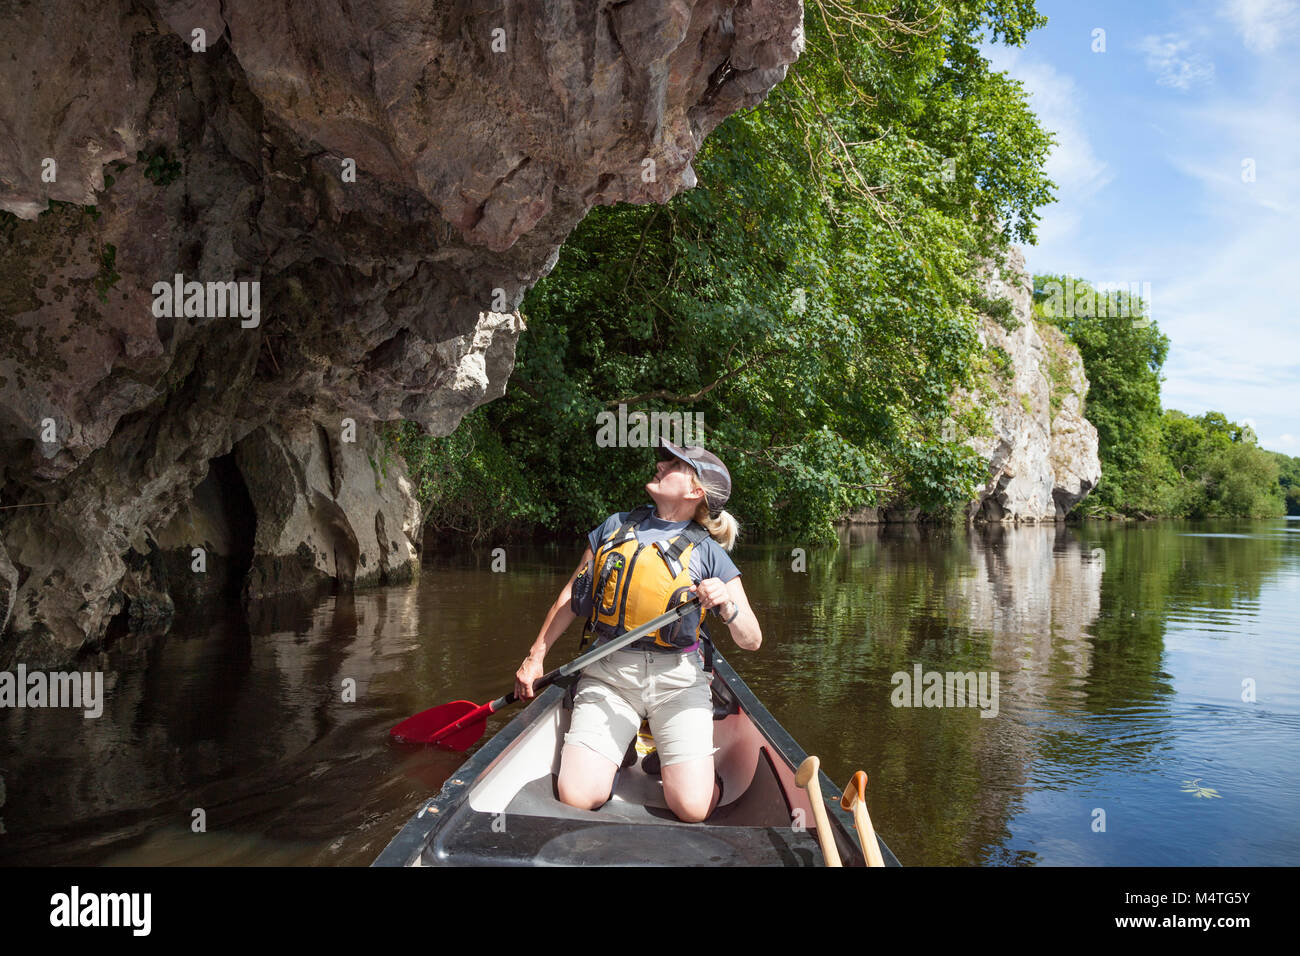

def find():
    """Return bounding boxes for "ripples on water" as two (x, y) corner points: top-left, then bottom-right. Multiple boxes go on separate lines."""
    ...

(0, 517), (1296, 865)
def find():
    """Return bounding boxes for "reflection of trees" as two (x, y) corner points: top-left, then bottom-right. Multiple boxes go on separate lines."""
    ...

(1081, 519), (1285, 714)
(0, 583), (422, 865)
(731, 518), (1289, 864)
(727, 523), (1104, 864)
(2, 521), (1286, 865)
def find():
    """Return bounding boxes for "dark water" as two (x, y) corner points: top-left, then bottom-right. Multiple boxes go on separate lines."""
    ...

(1, 517), (1297, 866)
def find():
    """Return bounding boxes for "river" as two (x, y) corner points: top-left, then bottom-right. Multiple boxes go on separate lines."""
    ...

(1, 516), (1296, 865)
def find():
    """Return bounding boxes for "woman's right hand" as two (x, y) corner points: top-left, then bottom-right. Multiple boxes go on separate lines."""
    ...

(515, 655), (545, 700)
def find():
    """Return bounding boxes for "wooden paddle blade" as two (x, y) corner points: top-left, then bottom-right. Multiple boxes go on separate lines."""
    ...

(840, 770), (868, 811)
(794, 755), (820, 788)
(389, 700), (484, 748)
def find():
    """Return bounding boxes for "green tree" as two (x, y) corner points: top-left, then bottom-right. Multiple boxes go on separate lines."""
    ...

(405, 1), (1058, 543)
(1030, 275), (1284, 519)
(1161, 411), (1285, 517)
(1267, 450), (1300, 515)
(1032, 274), (1174, 515)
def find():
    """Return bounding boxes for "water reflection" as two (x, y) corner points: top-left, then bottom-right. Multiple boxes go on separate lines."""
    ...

(0, 585), (441, 865)
(724, 517), (1299, 865)
(0, 518), (1296, 866)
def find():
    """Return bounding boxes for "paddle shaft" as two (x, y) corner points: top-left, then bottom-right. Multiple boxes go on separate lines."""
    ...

(805, 783), (842, 867)
(796, 756), (843, 868)
(426, 597), (702, 744)
(851, 801), (886, 867)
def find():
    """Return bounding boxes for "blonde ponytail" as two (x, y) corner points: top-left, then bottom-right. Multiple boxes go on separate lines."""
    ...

(690, 474), (739, 551)
(699, 508), (739, 551)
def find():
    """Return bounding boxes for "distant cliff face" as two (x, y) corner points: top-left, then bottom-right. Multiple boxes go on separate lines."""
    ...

(0, 0), (804, 665)
(841, 247), (1100, 526)
(960, 247), (1101, 522)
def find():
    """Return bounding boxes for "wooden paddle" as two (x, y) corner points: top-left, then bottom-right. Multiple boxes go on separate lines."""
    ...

(795, 755), (842, 867)
(389, 596), (701, 749)
(840, 770), (886, 867)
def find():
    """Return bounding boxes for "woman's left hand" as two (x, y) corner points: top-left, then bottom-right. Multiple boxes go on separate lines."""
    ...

(694, 577), (761, 650)
(690, 578), (732, 615)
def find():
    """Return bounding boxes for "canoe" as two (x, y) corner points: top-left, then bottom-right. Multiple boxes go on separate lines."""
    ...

(374, 647), (901, 867)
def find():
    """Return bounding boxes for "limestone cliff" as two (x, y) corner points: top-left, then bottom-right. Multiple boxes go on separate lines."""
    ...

(959, 247), (1101, 522)
(0, 0), (803, 665)
(842, 246), (1101, 525)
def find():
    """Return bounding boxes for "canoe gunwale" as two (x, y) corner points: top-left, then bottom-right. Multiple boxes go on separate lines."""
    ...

(707, 652), (900, 868)
(372, 678), (574, 868)
(373, 651), (899, 867)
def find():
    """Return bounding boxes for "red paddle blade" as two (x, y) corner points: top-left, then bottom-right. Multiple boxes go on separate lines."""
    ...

(389, 700), (487, 749)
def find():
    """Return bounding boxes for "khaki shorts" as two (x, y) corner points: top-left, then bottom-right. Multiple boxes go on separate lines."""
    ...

(563, 647), (716, 769)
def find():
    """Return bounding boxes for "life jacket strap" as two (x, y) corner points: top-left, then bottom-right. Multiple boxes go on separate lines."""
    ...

(610, 504), (654, 546)
(654, 520), (709, 578)
(698, 621), (715, 673)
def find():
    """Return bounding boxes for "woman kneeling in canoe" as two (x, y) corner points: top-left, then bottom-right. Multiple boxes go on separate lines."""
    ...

(515, 438), (762, 822)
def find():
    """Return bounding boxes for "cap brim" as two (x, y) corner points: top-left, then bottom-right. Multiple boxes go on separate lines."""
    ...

(657, 439), (698, 473)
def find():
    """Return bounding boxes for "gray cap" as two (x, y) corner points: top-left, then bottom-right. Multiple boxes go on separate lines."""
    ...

(657, 438), (732, 518)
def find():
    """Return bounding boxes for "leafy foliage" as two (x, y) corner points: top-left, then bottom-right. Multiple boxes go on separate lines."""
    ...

(138, 148), (182, 186)
(972, 290), (1020, 331)
(399, 1), (1057, 543)
(1041, 337), (1073, 418)
(1268, 450), (1300, 515)
(383, 418), (553, 543)
(1033, 274), (1285, 517)
(1160, 412), (1285, 518)
(95, 242), (120, 303)
(1033, 274), (1168, 515)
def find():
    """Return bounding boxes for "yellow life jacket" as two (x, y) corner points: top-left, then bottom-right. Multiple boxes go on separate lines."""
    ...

(573, 504), (710, 651)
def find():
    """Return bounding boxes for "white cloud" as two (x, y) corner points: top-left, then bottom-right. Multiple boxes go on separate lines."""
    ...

(1082, 82), (1300, 428)
(982, 23), (1298, 446)
(1033, 208), (1084, 251)
(1219, 0), (1300, 53)
(982, 46), (1112, 249)
(1164, 156), (1291, 212)
(1136, 34), (1216, 90)
(1008, 61), (1110, 198)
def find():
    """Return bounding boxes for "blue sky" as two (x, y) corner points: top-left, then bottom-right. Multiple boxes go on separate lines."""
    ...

(979, 0), (1299, 456)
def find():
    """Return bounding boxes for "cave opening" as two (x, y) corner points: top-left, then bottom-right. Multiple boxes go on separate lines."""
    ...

(209, 453), (256, 599)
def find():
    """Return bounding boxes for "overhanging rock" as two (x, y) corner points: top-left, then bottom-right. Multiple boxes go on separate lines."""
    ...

(0, 0), (804, 665)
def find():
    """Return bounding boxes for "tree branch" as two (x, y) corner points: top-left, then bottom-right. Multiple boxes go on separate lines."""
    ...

(620, 207), (662, 296)
(607, 346), (785, 407)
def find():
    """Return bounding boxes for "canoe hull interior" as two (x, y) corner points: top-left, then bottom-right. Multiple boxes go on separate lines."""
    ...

(374, 651), (900, 867)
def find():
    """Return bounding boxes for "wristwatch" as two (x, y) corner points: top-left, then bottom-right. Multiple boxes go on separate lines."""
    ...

(720, 600), (740, 624)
